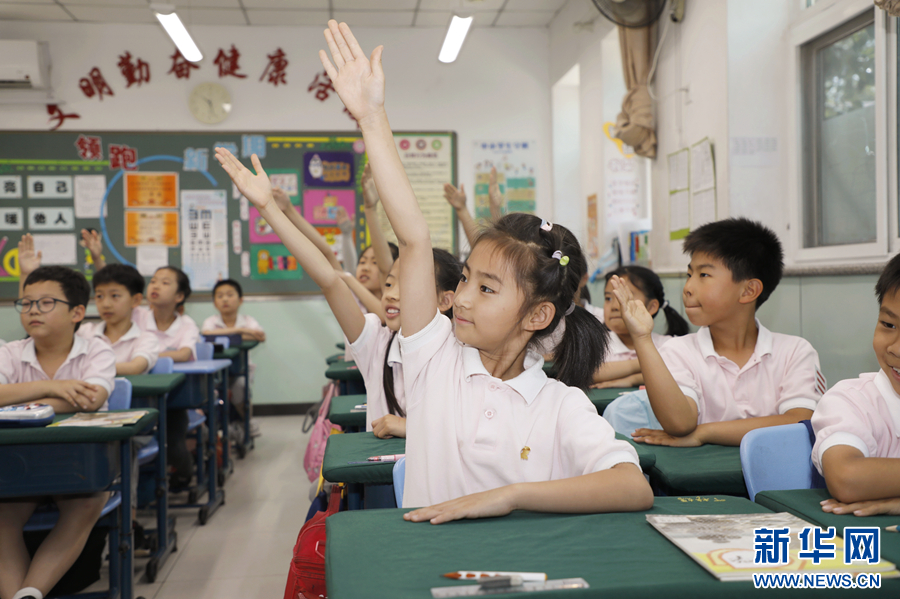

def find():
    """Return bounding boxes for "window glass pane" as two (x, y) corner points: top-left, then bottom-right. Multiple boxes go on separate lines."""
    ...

(812, 22), (877, 247)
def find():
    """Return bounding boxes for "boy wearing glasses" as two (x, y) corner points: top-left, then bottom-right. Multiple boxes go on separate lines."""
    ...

(0, 266), (115, 599)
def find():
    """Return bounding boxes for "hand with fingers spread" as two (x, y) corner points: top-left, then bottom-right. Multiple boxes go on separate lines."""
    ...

(17, 233), (42, 279)
(821, 497), (900, 517)
(609, 275), (655, 341)
(403, 486), (517, 525)
(215, 148), (273, 211)
(272, 186), (292, 212)
(80, 228), (103, 258)
(46, 380), (100, 411)
(319, 20), (385, 125)
(488, 167), (504, 219)
(335, 206), (351, 227)
(442, 183), (467, 211)
(361, 163), (380, 209)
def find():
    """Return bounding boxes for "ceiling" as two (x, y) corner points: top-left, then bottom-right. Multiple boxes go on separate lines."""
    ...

(0, 0), (568, 27)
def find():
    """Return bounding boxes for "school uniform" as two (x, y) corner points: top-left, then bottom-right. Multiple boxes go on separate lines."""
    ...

(348, 313), (403, 431)
(606, 330), (671, 362)
(133, 306), (199, 360)
(200, 313), (263, 379)
(79, 321), (160, 374)
(400, 312), (640, 508)
(811, 370), (900, 475)
(0, 335), (116, 409)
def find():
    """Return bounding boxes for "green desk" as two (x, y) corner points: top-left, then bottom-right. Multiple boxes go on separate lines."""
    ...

(322, 432), (405, 485)
(326, 352), (344, 365)
(0, 410), (158, 448)
(328, 394), (367, 430)
(615, 433), (656, 471)
(325, 360), (363, 382)
(757, 489), (900, 565)
(124, 373), (186, 398)
(330, 495), (863, 599)
(215, 339), (260, 457)
(588, 386), (639, 415)
(336, 342), (345, 351)
(621, 439), (746, 497)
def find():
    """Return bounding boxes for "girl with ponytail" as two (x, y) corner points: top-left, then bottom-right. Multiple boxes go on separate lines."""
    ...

(593, 265), (689, 388)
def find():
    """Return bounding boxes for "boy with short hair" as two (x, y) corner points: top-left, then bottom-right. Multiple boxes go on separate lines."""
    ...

(201, 279), (265, 440)
(813, 254), (900, 517)
(80, 264), (160, 375)
(0, 266), (116, 599)
(607, 217), (824, 446)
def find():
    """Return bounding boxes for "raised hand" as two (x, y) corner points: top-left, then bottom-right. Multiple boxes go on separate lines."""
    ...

(18, 233), (42, 278)
(80, 229), (103, 258)
(319, 20), (385, 124)
(335, 206), (350, 227)
(609, 275), (655, 340)
(272, 186), (292, 212)
(442, 183), (467, 211)
(361, 163), (380, 209)
(488, 167), (504, 215)
(215, 148), (273, 211)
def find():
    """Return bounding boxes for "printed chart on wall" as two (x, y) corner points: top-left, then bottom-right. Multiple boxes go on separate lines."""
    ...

(690, 138), (716, 229)
(473, 141), (537, 221)
(0, 131), (457, 299)
(667, 148), (690, 241)
(371, 133), (457, 252)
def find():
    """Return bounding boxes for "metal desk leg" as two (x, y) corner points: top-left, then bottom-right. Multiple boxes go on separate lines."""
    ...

(218, 369), (232, 483)
(242, 349), (253, 454)
(146, 391), (176, 584)
(199, 372), (224, 525)
(119, 439), (134, 599)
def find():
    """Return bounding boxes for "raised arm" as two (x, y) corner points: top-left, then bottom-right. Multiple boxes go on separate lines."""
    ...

(335, 206), (358, 270)
(338, 270), (386, 322)
(488, 166), (504, 221)
(442, 183), (478, 247)
(361, 163), (395, 278)
(320, 21), (436, 337)
(17, 233), (42, 298)
(272, 186), (344, 272)
(216, 148), (367, 343)
(81, 228), (106, 271)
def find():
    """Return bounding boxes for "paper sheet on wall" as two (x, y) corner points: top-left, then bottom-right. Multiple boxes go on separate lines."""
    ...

(669, 190), (690, 241)
(73, 175), (108, 218)
(136, 246), (168, 276)
(690, 139), (715, 192)
(691, 188), (717, 229)
(667, 149), (690, 193)
(32, 234), (76, 265)
(181, 190), (228, 291)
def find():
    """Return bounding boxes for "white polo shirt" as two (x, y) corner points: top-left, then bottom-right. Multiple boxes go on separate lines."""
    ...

(0, 335), (116, 410)
(79, 321), (159, 374)
(607, 330), (671, 363)
(400, 312), (640, 508)
(811, 370), (900, 475)
(657, 320), (824, 425)
(200, 313), (264, 336)
(133, 306), (199, 360)
(348, 313), (403, 431)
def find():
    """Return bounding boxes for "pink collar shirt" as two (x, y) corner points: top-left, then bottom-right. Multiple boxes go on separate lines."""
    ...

(79, 321), (159, 374)
(400, 312), (640, 508)
(606, 330), (671, 362)
(348, 313), (403, 432)
(657, 320), (824, 425)
(133, 306), (199, 360)
(0, 335), (116, 409)
(811, 370), (900, 475)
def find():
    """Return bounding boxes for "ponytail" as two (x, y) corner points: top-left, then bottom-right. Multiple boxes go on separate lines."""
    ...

(662, 303), (690, 337)
(605, 265), (689, 337)
(381, 331), (405, 418)
(553, 305), (609, 391)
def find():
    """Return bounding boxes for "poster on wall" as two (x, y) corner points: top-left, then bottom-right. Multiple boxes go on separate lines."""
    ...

(249, 244), (302, 280)
(667, 148), (690, 241)
(180, 190), (228, 291)
(473, 140), (537, 221)
(690, 138), (716, 229)
(125, 211), (179, 247)
(125, 173), (179, 208)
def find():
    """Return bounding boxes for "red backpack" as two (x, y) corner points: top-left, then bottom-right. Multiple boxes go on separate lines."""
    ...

(284, 484), (343, 599)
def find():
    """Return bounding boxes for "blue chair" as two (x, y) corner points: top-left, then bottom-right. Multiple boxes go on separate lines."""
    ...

(392, 457), (406, 508)
(195, 342), (214, 361)
(740, 422), (827, 502)
(107, 378), (132, 411)
(150, 356), (175, 374)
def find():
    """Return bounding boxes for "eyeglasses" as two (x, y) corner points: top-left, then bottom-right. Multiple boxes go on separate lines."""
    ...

(14, 297), (76, 314)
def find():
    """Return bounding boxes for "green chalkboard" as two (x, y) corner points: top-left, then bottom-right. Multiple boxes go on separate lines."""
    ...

(0, 131), (457, 299)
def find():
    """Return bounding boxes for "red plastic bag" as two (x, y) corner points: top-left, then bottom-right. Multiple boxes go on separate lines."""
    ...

(302, 382), (342, 482)
(284, 484), (343, 599)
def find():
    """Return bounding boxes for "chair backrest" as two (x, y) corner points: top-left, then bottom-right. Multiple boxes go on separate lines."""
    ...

(392, 456), (406, 508)
(740, 422), (826, 501)
(214, 336), (231, 349)
(150, 357), (174, 374)
(107, 378), (133, 411)
(196, 341), (214, 361)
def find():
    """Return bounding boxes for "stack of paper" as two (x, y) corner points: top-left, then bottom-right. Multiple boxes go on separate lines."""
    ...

(52, 410), (148, 428)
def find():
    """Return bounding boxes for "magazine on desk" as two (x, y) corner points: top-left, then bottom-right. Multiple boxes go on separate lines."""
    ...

(647, 512), (898, 581)
(50, 410), (148, 428)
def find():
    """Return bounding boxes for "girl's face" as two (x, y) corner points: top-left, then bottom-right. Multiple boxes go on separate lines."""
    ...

(147, 268), (184, 311)
(381, 258), (401, 332)
(356, 247), (381, 294)
(604, 276), (651, 336)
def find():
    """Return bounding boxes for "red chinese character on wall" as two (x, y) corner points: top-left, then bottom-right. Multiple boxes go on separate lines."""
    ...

(46, 104), (80, 131)
(75, 134), (103, 160)
(109, 144), (138, 170)
(260, 48), (288, 86)
(307, 70), (334, 102)
(214, 45), (247, 79)
(78, 67), (114, 100)
(168, 49), (200, 80)
(118, 51), (151, 87)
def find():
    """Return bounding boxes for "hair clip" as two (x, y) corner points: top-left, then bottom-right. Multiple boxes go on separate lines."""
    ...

(540, 219), (553, 232)
(551, 250), (570, 266)
(565, 302), (576, 316)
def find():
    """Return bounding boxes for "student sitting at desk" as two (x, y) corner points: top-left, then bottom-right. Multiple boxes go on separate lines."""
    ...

(605, 218), (824, 447)
(0, 266), (115, 599)
(201, 279), (265, 440)
(315, 20), (651, 522)
(814, 254), (900, 517)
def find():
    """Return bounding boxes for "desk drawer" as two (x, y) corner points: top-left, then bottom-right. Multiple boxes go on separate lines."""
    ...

(0, 442), (119, 497)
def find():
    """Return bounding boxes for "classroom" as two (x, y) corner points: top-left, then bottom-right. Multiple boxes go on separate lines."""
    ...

(0, 0), (899, 597)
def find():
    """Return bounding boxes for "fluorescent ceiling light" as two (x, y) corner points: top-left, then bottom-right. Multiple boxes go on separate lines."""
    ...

(151, 4), (203, 63)
(438, 15), (473, 64)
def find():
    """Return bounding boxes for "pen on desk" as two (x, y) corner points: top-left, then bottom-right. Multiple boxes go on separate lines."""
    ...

(443, 571), (547, 582)
(887, 525), (898, 533)
(367, 454), (405, 462)
(353, 404), (367, 410)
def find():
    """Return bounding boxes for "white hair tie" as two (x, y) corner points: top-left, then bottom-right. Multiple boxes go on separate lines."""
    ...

(565, 302), (576, 316)
(540, 219), (553, 232)
(661, 300), (670, 310)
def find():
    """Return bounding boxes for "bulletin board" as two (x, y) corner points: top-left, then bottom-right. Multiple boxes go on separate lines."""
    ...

(0, 131), (457, 299)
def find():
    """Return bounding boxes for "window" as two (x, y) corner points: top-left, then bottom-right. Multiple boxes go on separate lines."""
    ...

(801, 10), (876, 249)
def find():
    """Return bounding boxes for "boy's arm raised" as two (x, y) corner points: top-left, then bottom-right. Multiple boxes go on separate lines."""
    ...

(442, 183), (478, 247)
(320, 20), (436, 338)
(216, 148), (367, 343)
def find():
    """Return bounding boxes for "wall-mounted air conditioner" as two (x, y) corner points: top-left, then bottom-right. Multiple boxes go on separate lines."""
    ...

(0, 41), (50, 89)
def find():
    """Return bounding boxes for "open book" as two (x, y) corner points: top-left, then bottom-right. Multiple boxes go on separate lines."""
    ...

(647, 512), (898, 581)
(51, 410), (148, 428)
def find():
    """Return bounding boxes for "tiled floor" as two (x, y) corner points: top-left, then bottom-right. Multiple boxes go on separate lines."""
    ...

(87, 415), (315, 599)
